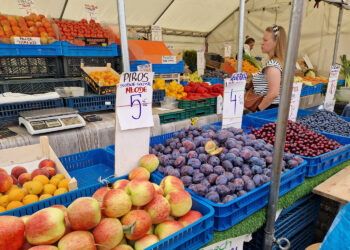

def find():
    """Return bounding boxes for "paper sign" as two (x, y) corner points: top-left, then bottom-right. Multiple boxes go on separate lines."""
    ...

(288, 82), (303, 122)
(137, 64), (152, 72)
(324, 65), (341, 111)
(324, 100), (336, 111)
(201, 234), (252, 250)
(18, 0), (36, 15)
(14, 37), (40, 45)
(224, 42), (232, 58)
(162, 56), (176, 64)
(84, 4), (99, 22)
(74, 37), (108, 46)
(116, 72), (154, 130)
(197, 49), (205, 76)
(151, 25), (162, 41)
(222, 73), (247, 129)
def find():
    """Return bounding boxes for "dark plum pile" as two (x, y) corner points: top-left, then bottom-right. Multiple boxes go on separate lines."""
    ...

(203, 70), (230, 80)
(251, 121), (342, 157)
(298, 110), (350, 137)
(150, 125), (304, 204)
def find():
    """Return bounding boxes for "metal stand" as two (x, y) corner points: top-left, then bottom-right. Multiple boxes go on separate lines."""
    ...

(117, 0), (130, 72)
(237, 0), (245, 73)
(332, 7), (343, 65)
(263, 0), (306, 249)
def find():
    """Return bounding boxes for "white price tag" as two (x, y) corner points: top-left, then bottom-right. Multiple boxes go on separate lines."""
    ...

(197, 49), (205, 76)
(222, 73), (247, 129)
(201, 234), (252, 250)
(84, 4), (100, 22)
(162, 56), (176, 64)
(18, 0), (36, 15)
(116, 72), (154, 130)
(224, 42), (231, 58)
(105, 101), (111, 105)
(151, 25), (162, 41)
(14, 37), (40, 45)
(288, 82), (303, 122)
(324, 65), (341, 112)
(324, 100), (336, 112)
(137, 64), (152, 72)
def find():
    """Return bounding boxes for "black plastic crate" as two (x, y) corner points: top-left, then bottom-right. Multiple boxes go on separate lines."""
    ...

(62, 57), (121, 77)
(64, 94), (115, 113)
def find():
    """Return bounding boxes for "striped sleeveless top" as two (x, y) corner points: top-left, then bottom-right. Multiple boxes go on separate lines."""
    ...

(252, 59), (282, 104)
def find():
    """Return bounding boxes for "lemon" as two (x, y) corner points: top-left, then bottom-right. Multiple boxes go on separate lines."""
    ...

(54, 188), (68, 196)
(8, 188), (25, 202)
(22, 195), (39, 205)
(54, 174), (65, 181)
(33, 175), (49, 185)
(58, 179), (69, 189)
(6, 201), (23, 210)
(39, 194), (52, 201)
(0, 195), (9, 207)
(27, 181), (43, 195)
(43, 184), (56, 195)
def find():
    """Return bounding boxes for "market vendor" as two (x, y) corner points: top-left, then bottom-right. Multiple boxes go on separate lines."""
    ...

(251, 24), (287, 111)
(244, 36), (255, 56)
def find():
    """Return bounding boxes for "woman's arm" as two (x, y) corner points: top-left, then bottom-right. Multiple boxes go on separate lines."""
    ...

(258, 67), (281, 110)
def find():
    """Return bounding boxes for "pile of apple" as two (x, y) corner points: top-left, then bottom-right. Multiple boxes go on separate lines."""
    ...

(0, 159), (70, 212)
(0, 154), (203, 250)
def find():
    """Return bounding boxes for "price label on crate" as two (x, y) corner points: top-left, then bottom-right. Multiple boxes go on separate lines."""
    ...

(288, 82), (303, 122)
(197, 49), (205, 76)
(116, 72), (154, 130)
(162, 56), (176, 64)
(324, 65), (341, 111)
(151, 25), (162, 41)
(18, 0), (36, 15)
(224, 42), (232, 58)
(222, 73), (247, 129)
(14, 37), (40, 45)
(137, 64), (152, 72)
(84, 4), (100, 22)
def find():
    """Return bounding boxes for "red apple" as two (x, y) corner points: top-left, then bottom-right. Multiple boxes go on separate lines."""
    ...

(155, 220), (184, 240)
(92, 186), (110, 202)
(39, 159), (56, 169)
(0, 172), (13, 193)
(11, 166), (27, 179)
(121, 210), (152, 240)
(126, 179), (155, 206)
(11, 175), (18, 185)
(58, 231), (96, 250)
(42, 167), (56, 178)
(144, 195), (170, 224)
(134, 234), (159, 250)
(31, 168), (49, 179)
(0, 216), (25, 250)
(128, 167), (150, 181)
(103, 189), (132, 218)
(112, 179), (129, 190)
(93, 218), (124, 249)
(67, 197), (101, 230)
(178, 210), (202, 227)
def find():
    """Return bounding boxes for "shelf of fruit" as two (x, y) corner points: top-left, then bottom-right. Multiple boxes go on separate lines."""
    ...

(225, 58), (260, 76)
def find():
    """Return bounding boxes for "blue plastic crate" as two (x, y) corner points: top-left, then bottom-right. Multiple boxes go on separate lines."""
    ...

(153, 89), (166, 104)
(64, 95), (115, 113)
(130, 60), (184, 74)
(0, 41), (62, 57)
(180, 81), (188, 86)
(202, 77), (224, 85)
(61, 41), (120, 57)
(300, 83), (325, 97)
(1, 174), (214, 250)
(153, 161), (306, 231)
(59, 148), (115, 188)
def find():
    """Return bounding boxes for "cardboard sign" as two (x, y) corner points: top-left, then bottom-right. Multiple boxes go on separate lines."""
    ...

(324, 65), (341, 111)
(74, 37), (108, 46)
(137, 64), (152, 72)
(197, 49), (205, 76)
(162, 56), (176, 64)
(151, 25), (162, 41)
(18, 0), (36, 15)
(201, 234), (252, 250)
(14, 37), (40, 45)
(116, 72), (154, 130)
(224, 42), (232, 58)
(84, 4), (99, 22)
(222, 73), (247, 129)
(288, 82), (303, 122)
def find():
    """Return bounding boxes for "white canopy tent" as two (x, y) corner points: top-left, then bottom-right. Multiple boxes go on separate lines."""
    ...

(1, 0), (349, 74)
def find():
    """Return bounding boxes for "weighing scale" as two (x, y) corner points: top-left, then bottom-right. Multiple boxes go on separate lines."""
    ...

(19, 107), (86, 135)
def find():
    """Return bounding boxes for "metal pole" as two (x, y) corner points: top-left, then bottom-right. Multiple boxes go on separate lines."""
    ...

(237, 0), (245, 72)
(117, 0), (130, 72)
(59, 0), (69, 20)
(332, 7), (343, 65)
(263, 0), (305, 249)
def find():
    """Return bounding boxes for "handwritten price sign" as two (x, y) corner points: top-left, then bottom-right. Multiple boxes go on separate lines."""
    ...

(116, 72), (154, 130)
(222, 73), (247, 129)
(324, 65), (341, 111)
(151, 25), (162, 41)
(224, 42), (232, 58)
(288, 82), (303, 122)
(137, 64), (152, 72)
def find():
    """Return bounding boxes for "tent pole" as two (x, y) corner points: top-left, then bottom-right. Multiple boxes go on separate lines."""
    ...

(332, 6), (343, 65)
(59, 0), (68, 20)
(237, 0), (245, 72)
(263, 0), (305, 249)
(117, 0), (130, 72)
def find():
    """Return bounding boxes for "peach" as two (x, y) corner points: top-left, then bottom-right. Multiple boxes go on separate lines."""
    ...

(68, 197), (101, 230)
(111, 245), (133, 250)
(11, 175), (18, 185)
(121, 210), (152, 240)
(19, 173), (32, 186)
(166, 190), (192, 217)
(134, 234), (159, 250)
(0, 216), (25, 250)
(93, 218), (123, 249)
(103, 189), (132, 218)
(160, 176), (184, 196)
(153, 183), (163, 195)
(39, 159), (56, 169)
(139, 154), (159, 173)
(92, 186), (110, 201)
(42, 167), (56, 178)
(178, 210), (203, 227)
(144, 195), (170, 224)
(0, 172), (13, 193)
(0, 168), (7, 174)
(126, 179), (155, 206)
(11, 166), (27, 179)
(129, 167), (150, 181)
(58, 231), (96, 250)
(112, 179), (129, 190)
(25, 207), (65, 245)
(28, 246), (58, 250)
(31, 168), (49, 179)
(155, 220), (184, 240)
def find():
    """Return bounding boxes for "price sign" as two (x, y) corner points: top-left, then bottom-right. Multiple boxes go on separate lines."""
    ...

(162, 56), (176, 64)
(151, 25), (162, 41)
(84, 4), (100, 22)
(288, 82), (303, 122)
(222, 73), (247, 129)
(116, 72), (154, 130)
(137, 64), (152, 72)
(197, 49), (205, 76)
(324, 65), (341, 111)
(14, 37), (40, 45)
(18, 0), (36, 15)
(201, 234), (252, 250)
(224, 42), (232, 58)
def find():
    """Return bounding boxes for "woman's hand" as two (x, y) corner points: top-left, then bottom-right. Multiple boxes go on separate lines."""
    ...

(258, 67), (281, 110)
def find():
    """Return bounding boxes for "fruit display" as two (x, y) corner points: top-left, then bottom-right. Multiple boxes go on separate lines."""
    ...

(0, 159), (70, 212)
(52, 18), (109, 45)
(88, 70), (120, 87)
(182, 81), (224, 100)
(182, 71), (203, 83)
(0, 13), (56, 44)
(226, 58), (259, 75)
(165, 81), (187, 99)
(251, 121), (342, 157)
(304, 69), (316, 78)
(203, 70), (230, 80)
(153, 78), (166, 90)
(149, 125), (304, 204)
(298, 110), (350, 137)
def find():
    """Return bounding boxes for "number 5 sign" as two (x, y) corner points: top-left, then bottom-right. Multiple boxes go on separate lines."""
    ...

(116, 72), (154, 130)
